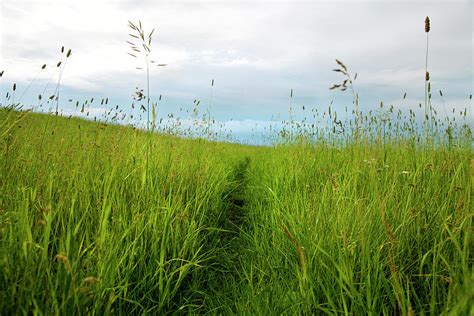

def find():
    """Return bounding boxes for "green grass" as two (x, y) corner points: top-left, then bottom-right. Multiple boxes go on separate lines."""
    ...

(0, 109), (472, 314)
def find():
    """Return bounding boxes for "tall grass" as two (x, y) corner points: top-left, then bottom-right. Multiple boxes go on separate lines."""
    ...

(0, 104), (471, 314)
(223, 140), (472, 314)
(0, 110), (256, 313)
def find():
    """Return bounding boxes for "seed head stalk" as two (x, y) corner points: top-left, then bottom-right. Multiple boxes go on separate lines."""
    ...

(145, 50), (151, 201)
(207, 79), (214, 139)
(347, 79), (359, 143)
(146, 53), (150, 132)
(424, 16), (431, 137)
(330, 59), (359, 143)
(55, 64), (63, 115)
(126, 20), (156, 200)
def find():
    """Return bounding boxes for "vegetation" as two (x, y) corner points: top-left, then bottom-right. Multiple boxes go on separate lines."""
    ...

(0, 15), (472, 316)
(0, 105), (472, 314)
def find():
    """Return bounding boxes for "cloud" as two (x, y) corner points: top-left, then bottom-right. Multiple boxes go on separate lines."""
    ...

(1, 0), (472, 137)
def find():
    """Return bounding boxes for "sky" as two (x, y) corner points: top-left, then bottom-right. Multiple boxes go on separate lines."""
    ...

(0, 0), (472, 143)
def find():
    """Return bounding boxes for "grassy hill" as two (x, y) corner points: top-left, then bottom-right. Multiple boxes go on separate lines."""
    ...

(0, 109), (472, 314)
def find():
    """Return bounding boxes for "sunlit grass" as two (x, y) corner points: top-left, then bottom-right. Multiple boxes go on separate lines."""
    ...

(0, 108), (471, 314)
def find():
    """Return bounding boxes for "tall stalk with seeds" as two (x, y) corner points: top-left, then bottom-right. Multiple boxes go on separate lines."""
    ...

(207, 79), (214, 139)
(18, 64), (47, 105)
(330, 59), (359, 142)
(126, 20), (167, 132)
(424, 16), (431, 136)
(54, 47), (72, 115)
(126, 20), (166, 196)
(12, 83), (16, 106)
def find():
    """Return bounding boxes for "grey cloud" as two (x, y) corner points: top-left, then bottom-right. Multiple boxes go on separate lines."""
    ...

(1, 0), (471, 128)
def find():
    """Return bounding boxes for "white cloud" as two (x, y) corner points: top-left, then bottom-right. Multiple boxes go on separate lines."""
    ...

(1, 0), (471, 133)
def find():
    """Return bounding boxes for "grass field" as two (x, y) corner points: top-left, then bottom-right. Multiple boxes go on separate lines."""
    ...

(0, 107), (472, 314)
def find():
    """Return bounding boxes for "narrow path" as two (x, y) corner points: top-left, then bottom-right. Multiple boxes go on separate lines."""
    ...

(172, 157), (252, 313)
(201, 156), (252, 313)
(222, 156), (251, 231)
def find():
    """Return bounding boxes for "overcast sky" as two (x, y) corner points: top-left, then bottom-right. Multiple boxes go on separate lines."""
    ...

(0, 0), (472, 141)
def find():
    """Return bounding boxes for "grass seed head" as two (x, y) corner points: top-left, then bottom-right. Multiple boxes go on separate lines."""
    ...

(82, 276), (100, 285)
(54, 253), (72, 273)
(36, 219), (46, 226)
